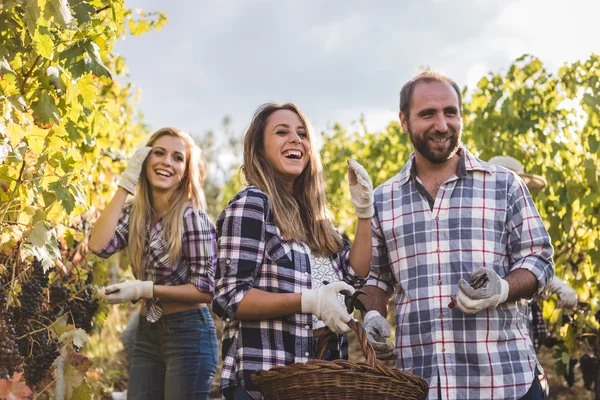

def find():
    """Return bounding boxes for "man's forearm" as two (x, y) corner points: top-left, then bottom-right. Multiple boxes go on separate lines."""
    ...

(505, 269), (539, 302)
(360, 285), (391, 317)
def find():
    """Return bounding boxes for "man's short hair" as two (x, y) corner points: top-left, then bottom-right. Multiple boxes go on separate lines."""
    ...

(399, 70), (462, 120)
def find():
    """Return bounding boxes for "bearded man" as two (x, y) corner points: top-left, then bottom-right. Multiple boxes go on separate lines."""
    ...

(360, 70), (554, 400)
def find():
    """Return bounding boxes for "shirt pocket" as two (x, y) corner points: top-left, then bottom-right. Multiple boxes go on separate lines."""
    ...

(264, 223), (293, 264)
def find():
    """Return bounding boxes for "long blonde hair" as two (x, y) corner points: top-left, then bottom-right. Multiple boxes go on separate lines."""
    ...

(243, 103), (343, 256)
(129, 127), (208, 278)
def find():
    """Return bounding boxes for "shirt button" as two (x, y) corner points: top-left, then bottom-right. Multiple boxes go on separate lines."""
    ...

(226, 259), (231, 265)
(305, 352), (310, 357)
(439, 314), (444, 319)
(225, 318), (230, 322)
(437, 280), (442, 286)
(303, 272), (309, 276)
(442, 348), (446, 353)
(436, 247), (441, 253)
(305, 325), (310, 329)
(435, 216), (439, 221)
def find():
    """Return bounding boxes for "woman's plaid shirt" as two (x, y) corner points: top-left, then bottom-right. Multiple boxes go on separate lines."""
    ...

(95, 203), (216, 322)
(212, 186), (363, 398)
(367, 149), (554, 400)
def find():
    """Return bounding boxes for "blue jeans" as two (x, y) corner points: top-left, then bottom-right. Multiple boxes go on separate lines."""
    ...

(128, 307), (218, 400)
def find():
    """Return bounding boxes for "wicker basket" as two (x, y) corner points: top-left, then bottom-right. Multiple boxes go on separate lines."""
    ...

(252, 319), (428, 399)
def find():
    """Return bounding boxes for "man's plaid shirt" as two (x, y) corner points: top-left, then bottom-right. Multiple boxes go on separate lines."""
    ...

(367, 148), (554, 400)
(95, 203), (216, 322)
(212, 186), (362, 399)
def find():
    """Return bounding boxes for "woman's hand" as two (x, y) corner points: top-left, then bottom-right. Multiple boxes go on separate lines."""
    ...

(118, 147), (153, 194)
(347, 159), (374, 219)
(101, 280), (154, 304)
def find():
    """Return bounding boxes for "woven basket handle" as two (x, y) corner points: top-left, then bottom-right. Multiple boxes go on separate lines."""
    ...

(315, 319), (382, 368)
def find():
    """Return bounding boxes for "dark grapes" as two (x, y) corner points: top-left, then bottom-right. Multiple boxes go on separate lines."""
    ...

(580, 353), (597, 391)
(0, 311), (23, 379)
(22, 330), (59, 386)
(564, 358), (578, 387)
(66, 286), (98, 333)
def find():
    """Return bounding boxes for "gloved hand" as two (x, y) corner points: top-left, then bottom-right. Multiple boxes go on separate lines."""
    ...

(547, 277), (578, 309)
(301, 281), (355, 334)
(453, 267), (509, 314)
(118, 146), (153, 194)
(347, 159), (374, 218)
(363, 310), (397, 360)
(101, 280), (154, 304)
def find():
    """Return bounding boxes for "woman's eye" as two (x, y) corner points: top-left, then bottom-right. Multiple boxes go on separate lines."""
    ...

(298, 132), (308, 138)
(276, 130), (287, 135)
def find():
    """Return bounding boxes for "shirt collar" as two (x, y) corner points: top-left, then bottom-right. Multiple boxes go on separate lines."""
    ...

(398, 146), (492, 187)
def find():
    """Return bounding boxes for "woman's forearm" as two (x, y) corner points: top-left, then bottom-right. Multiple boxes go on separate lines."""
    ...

(235, 288), (302, 320)
(348, 217), (372, 278)
(153, 283), (213, 304)
(89, 187), (129, 253)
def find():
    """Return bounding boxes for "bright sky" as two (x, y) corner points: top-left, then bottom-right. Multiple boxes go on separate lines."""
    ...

(114, 0), (600, 139)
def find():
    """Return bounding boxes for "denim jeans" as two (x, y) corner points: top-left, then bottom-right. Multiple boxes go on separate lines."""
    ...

(128, 307), (218, 400)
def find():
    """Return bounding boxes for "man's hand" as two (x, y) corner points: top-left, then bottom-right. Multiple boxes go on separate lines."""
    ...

(547, 277), (578, 309)
(302, 282), (355, 334)
(363, 310), (397, 360)
(101, 280), (154, 304)
(347, 159), (374, 219)
(453, 267), (509, 314)
(118, 146), (153, 194)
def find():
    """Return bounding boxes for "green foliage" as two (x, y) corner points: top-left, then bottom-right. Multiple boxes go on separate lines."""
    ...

(0, 0), (167, 397)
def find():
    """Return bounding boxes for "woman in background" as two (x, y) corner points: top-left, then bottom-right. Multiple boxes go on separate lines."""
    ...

(90, 127), (218, 400)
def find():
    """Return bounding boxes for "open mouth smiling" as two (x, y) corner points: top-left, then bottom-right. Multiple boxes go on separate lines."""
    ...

(282, 149), (303, 160)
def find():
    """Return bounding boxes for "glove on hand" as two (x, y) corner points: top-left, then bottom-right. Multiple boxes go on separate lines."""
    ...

(363, 310), (398, 360)
(118, 146), (153, 194)
(347, 159), (374, 218)
(454, 267), (509, 314)
(101, 280), (154, 304)
(547, 276), (578, 309)
(301, 281), (355, 334)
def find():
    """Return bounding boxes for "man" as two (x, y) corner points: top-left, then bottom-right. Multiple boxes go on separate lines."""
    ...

(361, 71), (554, 400)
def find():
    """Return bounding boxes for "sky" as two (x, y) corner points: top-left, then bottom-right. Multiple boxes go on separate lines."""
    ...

(114, 0), (600, 140)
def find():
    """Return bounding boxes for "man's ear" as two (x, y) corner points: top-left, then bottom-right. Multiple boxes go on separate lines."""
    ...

(399, 112), (409, 133)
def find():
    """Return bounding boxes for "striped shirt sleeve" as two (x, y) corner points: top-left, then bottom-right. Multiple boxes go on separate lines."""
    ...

(182, 208), (216, 295)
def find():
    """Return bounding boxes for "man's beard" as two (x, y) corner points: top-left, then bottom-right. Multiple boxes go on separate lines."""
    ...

(407, 122), (461, 164)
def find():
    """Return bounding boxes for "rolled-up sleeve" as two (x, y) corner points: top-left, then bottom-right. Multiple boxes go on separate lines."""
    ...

(212, 190), (266, 321)
(182, 208), (216, 295)
(365, 204), (397, 296)
(334, 238), (366, 289)
(507, 178), (554, 294)
(93, 204), (131, 258)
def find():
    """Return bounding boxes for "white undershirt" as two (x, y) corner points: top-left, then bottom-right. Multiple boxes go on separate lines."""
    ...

(307, 247), (345, 329)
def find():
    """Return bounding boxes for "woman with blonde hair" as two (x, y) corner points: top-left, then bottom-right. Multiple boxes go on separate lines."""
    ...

(89, 127), (218, 400)
(213, 103), (374, 399)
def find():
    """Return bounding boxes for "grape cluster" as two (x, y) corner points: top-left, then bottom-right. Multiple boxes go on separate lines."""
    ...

(0, 311), (22, 379)
(66, 285), (99, 333)
(18, 259), (48, 320)
(50, 282), (71, 307)
(22, 330), (59, 386)
(580, 353), (597, 391)
(564, 358), (578, 387)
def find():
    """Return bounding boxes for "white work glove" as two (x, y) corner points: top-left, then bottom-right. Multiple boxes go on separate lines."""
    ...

(363, 310), (397, 360)
(547, 276), (578, 309)
(347, 159), (374, 219)
(301, 281), (355, 334)
(101, 280), (154, 304)
(118, 146), (153, 195)
(453, 267), (509, 314)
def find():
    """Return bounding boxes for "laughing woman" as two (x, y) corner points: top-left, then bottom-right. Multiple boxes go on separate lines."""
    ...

(89, 128), (218, 400)
(213, 103), (374, 399)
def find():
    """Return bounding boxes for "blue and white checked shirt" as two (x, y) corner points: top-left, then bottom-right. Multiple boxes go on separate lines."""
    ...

(213, 186), (363, 399)
(367, 148), (554, 400)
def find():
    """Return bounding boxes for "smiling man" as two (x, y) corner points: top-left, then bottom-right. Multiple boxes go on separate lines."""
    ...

(360, 71), (554, 400)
